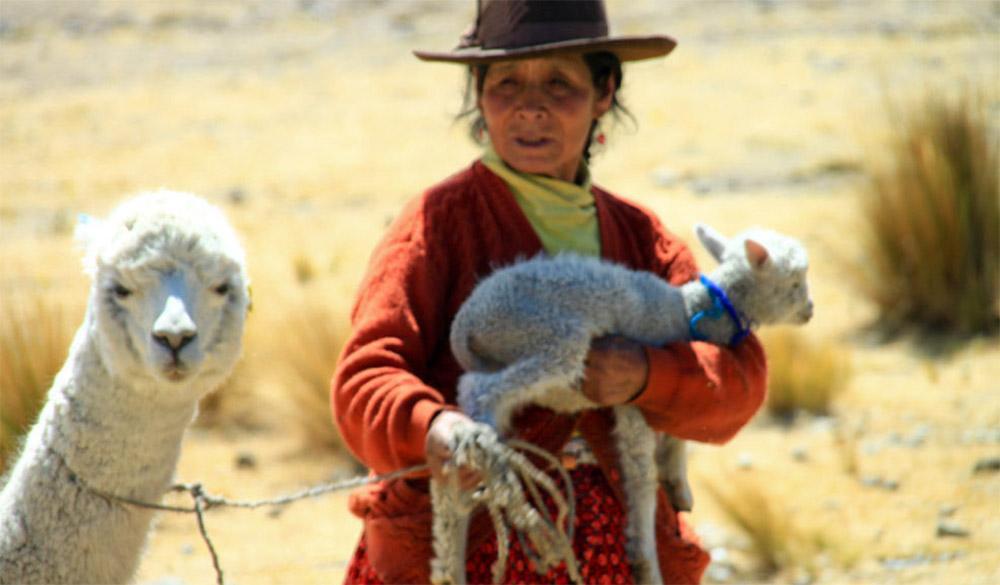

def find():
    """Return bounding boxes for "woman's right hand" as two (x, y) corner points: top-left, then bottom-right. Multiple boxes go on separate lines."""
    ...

(425, 410), (484, 490)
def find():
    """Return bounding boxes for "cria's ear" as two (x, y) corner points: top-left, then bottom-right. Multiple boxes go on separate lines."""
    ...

(75, 213), (103, 276)
(695, 223), (727, 263)
(745, 238), (770, 269)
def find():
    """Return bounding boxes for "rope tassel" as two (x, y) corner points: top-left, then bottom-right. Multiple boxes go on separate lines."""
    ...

(430, 422), (581, 585)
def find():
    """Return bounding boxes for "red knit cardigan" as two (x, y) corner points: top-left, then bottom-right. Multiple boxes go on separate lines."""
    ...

(332, 161), (767, 584)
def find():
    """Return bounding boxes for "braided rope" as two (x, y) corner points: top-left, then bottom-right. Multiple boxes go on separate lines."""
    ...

(430, 422), (581, 585)
(75, 426), (580, 585)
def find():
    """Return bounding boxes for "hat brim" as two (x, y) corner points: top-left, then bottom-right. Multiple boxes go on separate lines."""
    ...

(413, 34), (676, 64)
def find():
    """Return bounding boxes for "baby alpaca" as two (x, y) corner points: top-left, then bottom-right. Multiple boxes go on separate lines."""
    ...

(0, 190), (250, 584)
(447, 223), (812, 584)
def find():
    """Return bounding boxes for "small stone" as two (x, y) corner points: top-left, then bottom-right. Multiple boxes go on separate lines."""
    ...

(736, 453), (754, 470)
(973, 456), (1000, 474)
(235, 452), (257, 470)
(937, 520), (970, 538)
(227, 187), (246, 205)
(861, 440), (883, 456)
(860, 475), (898, 491)
(706, 563), (732, 583)
(938, 504), (958, 517)
(180, 544), (195, 556)
(710, 546), (729, 563)
(650, 166), (682, 188)
(905, 425), (930, 448)
(791, 445), (809, 462)
(809, 416), (836, 434)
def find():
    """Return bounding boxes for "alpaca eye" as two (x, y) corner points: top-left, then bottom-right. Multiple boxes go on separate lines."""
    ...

(214, 283), (231, 296)
(112, 283), (132, 299)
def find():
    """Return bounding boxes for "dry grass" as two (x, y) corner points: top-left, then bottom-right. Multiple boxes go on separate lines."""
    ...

(833, 418), (863, 479)
(0, 294), (82, 472)
(701, 473), (855, 580)
(194, 358), (263, 431)
(855, 88), (999, 336)
(760, 327), (851, 421)
(269, 287), (356, 458)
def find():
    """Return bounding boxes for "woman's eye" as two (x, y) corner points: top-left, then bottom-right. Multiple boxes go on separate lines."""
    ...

(214, 283), (231, 296)
(112, 284), (132, 299)
(547, 79), (574, 95)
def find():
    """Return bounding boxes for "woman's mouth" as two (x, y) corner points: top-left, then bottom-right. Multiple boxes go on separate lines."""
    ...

(514, 137), (551, 148)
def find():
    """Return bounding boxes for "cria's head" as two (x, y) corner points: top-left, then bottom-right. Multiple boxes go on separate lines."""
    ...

(695, 222), (813, 325)
(76, 190), (250, 392)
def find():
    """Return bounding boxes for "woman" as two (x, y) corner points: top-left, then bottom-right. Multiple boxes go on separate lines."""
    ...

(333, 1), (767, 583)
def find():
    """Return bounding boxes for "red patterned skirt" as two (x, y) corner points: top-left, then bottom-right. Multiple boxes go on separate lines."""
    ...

(345, 464), (638, 585)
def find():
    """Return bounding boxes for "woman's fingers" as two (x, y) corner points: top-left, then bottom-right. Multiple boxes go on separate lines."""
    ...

(581, 335), (649, 405)
(425, 410), (484, 490)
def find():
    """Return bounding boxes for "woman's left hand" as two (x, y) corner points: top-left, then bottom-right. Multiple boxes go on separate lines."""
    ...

(580, 335), (649, 405)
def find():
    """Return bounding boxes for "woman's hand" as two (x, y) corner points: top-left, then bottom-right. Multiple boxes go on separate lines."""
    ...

(425, 410), (483, 490)
(580, 335), (649, 405)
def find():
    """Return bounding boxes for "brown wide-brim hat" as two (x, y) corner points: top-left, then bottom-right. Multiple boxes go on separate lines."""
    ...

(413, 0), (676, 64)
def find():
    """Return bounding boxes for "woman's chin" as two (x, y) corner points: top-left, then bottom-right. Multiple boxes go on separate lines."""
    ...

(504, 152), (563, 178)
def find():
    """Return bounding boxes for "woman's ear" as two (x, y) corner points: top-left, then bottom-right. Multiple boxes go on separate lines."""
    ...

(594, 76), (615, 117)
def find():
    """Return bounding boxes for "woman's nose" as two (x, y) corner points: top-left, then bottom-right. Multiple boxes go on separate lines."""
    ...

(515, 86), (547, 119)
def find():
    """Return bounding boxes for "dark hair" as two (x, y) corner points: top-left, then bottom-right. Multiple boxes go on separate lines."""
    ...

(457, 51), (634, 162)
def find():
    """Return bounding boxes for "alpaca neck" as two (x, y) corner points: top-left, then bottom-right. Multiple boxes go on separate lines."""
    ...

(680, 268), (754, 345)
(49, 316), (201, 501)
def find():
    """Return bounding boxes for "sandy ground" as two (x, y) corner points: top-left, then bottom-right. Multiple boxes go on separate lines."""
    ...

(1, 1), (998, 583)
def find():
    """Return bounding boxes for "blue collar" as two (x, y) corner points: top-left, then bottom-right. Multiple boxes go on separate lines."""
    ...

(689, 274), (752, 347)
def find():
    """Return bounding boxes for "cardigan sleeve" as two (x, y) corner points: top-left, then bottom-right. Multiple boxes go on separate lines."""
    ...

(331, 196), (457, 475)
(629, 218), (769, 444)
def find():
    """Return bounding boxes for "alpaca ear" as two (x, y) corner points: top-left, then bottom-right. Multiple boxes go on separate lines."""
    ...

(695, 223), (727, 263)
(75, 213), (103, 276)
(745, 238), (770, 268)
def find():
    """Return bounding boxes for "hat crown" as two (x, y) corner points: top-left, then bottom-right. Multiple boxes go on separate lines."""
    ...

(465, 0), (610, 51)
(413, 0), (676, 64)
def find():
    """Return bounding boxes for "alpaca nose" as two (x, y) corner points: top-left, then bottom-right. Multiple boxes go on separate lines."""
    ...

(152, 295), (197, 352)
(153, 330), (196, 352)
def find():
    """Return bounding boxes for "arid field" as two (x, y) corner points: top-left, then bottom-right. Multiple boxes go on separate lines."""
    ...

(1, 1), (998, 584)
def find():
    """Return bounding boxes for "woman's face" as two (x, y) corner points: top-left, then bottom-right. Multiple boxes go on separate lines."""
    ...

(478, 55), (614, 182)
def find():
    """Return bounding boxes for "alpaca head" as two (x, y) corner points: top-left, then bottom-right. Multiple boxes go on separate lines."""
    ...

(695, 223), (813, 325)
(76, 190), (250, 393)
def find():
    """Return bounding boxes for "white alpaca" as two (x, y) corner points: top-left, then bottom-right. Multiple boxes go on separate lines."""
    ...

(447, 223), (813, 584)
(0, 190), (250, 584)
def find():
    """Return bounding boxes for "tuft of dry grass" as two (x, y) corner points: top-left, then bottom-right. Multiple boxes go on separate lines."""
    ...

(702, 474), (855, 580)
(292, 252), (317, 285)
(760, 327), (851, 421)
(855, 88), (999, 336)
(833, 418), (863, 479)
(273, 289), (357, 459)
(0, 295), (82, 472)
(702, 474), (815, 578)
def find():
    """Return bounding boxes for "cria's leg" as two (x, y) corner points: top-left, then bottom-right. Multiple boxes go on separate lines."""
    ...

(655, 434), (694, 512)
(431, 472), (470, 585)
(612, 405), (663, 585)
(457, 327), (592, 431)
